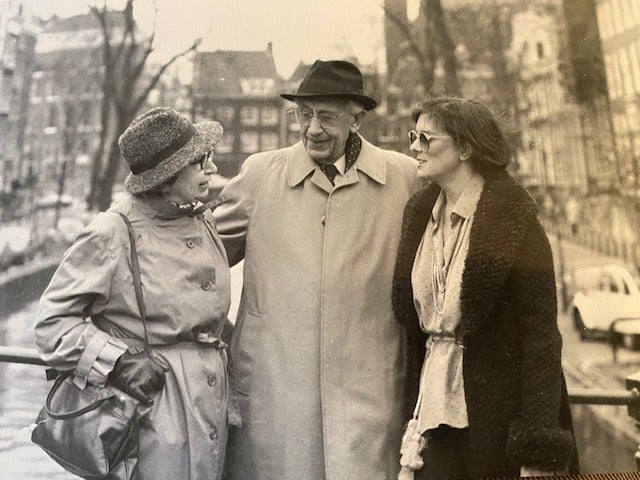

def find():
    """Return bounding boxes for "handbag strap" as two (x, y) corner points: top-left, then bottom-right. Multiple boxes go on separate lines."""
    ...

(44, 213), (150, 419)
(45, 371), (113, 419)
(116, 212), (152, 352)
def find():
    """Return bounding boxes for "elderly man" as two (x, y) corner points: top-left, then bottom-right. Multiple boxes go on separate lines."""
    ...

(214, 60), (419, 480)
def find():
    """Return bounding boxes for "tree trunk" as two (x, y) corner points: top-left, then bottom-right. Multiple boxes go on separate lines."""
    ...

(426, 0), (460, 96)
(96, 134), (122, 211)
(88, 99), (110, 210)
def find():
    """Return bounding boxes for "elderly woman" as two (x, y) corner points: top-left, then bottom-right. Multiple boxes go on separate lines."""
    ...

(393, 97), (577, 479)
(35, 107), (234, 480)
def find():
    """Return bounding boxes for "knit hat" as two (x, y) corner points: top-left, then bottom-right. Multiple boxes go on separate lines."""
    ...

(119, 107), (223, 194)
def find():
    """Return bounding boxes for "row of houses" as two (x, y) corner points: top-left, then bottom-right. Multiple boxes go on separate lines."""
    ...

(1, 0), (639, 242)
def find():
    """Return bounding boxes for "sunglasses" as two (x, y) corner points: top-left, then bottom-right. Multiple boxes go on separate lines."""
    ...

(408, 130), (450, 151)
(192, 150), (214, 169)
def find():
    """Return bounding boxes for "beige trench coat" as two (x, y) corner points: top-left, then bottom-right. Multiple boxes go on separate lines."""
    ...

(35, 195), (232, 480)
(214, 137), (419, 480)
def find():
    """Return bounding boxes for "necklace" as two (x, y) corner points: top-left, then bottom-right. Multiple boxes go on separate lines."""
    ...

(431, 249), (447, 315)
(430, 206), (469, 316)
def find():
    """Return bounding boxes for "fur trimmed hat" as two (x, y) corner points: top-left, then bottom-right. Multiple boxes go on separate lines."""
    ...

(119, 107), (223, 194)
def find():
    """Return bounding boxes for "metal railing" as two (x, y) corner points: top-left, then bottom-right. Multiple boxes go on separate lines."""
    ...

(2, 346), (640, 469)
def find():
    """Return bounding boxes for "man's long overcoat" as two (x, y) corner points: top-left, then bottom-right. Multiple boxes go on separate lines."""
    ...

(214, 138), (419, 480)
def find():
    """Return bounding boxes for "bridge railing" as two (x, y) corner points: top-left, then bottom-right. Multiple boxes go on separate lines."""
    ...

(1, 346), (640, 469)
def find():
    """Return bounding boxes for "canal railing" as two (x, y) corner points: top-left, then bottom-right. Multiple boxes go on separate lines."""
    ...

(2, 346), (640, 470)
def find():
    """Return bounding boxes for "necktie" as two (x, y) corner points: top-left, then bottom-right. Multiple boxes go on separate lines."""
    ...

(320, 163), (339, 185)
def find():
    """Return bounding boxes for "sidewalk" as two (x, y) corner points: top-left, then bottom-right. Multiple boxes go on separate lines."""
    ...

(550, 234), (640, 449)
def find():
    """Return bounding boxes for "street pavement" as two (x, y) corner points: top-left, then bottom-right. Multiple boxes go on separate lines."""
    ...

(549, 233), (640, 472)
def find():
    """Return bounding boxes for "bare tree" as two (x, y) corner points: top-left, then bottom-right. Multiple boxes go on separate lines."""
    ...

(383, 0), (460, 96)
(88, 0), (202, 211)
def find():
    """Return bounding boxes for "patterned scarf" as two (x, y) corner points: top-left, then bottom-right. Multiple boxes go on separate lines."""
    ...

(317, 132), (362, 184)
(155, 200), (208, 220)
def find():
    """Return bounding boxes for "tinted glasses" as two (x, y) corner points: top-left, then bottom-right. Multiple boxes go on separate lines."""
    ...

(408, 130), (450, 151)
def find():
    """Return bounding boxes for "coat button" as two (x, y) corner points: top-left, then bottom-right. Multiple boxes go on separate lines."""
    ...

(209, 427), (218, 440)
(321, 215), (326, 225)
(207, 374), (217, 386)
(201, 280), (212, 291)
(186, 239), (195, 249)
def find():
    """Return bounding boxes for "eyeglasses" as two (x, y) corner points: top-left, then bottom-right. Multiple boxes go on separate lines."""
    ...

(192, 150), (214, 169)
(289, 108), (352, 128)
(408, 130), (450, 151)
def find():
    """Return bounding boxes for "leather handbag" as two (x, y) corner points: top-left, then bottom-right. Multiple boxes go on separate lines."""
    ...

(32, 213), (152, 480)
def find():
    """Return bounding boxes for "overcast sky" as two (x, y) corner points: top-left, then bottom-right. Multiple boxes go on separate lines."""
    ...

(23, 0), (394, 78)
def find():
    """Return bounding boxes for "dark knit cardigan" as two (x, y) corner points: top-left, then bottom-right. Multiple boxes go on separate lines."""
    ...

(392, 170), (577, 476)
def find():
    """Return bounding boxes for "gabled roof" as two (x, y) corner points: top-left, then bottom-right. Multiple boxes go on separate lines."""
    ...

(193, 47), (282, 98)
(43, 11), (125, 33)
(36, 11), (126, 55)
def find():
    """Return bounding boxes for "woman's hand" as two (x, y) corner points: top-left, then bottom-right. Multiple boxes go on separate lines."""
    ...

(108, 351), (168, 405)
(520, 465), (558, 477)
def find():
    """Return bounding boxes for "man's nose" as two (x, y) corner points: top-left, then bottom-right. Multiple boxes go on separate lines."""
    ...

(307, 116), (324, 134)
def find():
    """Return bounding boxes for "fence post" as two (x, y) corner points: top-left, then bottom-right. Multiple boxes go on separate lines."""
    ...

(625, 372), (640, 471)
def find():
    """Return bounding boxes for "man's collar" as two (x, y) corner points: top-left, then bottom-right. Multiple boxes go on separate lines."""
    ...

(286, 136), (387, 187)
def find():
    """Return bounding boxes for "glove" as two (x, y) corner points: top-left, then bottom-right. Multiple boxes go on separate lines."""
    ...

(108, 351), (167, 406)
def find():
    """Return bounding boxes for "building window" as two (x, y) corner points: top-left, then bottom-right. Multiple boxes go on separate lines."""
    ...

(240, 106), (259, 126)
(240, 131), (259, 153)
(48, 105), (58, 128)
(4, 33), (18, 67)
(536, 42), (545, 60)
(631, 0), (640, 26)
(194, 110), (215, 123)
(31, 75), (43, 99)
(260, 106), (279, 126)
(80, 101), (94, 126)
(260, 132), (279, 151)
(0, 73), (11, 113)
(618, 48), (634, 96)
(216, 106), (235, 125)
(216, 133), (234, 154)
(620, 0), (633, 30)
(631, 41), (640, 94)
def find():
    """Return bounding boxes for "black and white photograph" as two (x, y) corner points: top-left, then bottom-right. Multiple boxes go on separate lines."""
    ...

(0, 0), (639, 478)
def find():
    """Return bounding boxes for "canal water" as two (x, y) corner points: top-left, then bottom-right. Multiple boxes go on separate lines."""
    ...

(0, 300), (75, 479)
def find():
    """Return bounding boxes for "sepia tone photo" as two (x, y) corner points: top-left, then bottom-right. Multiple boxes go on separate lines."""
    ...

(0, 0), (639, 478)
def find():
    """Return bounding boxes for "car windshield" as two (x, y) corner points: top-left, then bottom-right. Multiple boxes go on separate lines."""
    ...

(574, 267), (633, 295)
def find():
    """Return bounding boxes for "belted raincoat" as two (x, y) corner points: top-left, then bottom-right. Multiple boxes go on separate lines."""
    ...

(35, 194), (233, 480)
(213, 137), (420, 480)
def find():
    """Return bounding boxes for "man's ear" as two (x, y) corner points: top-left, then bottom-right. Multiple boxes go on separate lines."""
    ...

(350, 111), (366, 132)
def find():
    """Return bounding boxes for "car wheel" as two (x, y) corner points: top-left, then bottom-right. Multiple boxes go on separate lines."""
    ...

(622, 334), (640, 350)
(573, 309), (588, 340)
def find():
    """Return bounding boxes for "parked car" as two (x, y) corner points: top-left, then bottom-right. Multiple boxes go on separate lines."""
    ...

(0, 223), (32, 270)
(568, 264), (640, 349)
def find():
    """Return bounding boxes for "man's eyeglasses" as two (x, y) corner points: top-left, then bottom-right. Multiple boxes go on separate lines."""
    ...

(289, 108), (351, 128)
(192, 150), (214, 169)
(408, 130), (450, 151)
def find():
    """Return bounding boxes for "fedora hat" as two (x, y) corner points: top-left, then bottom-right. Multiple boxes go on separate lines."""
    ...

(119, 107), (223, 194)
(281, 60), (377, 111)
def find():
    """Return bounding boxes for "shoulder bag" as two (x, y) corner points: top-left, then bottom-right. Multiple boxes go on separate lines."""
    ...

(31, 213), (152, 480)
